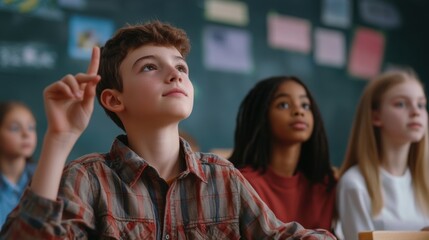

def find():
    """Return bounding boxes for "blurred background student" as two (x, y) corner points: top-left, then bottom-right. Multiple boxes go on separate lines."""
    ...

(0, 101), (37, 227)
(229, 76), (337, 232)
(337, 69), (429, 240)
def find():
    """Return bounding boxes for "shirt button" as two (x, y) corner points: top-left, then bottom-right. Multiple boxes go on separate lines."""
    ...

(165, 234), (170, 239)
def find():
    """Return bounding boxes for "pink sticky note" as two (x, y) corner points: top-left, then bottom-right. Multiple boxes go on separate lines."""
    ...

(348, 27), (385, 79)
(267, 14), (311, 53)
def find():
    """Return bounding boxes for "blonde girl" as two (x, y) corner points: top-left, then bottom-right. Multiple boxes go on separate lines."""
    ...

(337, 69), (429, 240)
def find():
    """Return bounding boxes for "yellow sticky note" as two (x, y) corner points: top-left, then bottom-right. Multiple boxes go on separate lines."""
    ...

(205, 0), (248, 26)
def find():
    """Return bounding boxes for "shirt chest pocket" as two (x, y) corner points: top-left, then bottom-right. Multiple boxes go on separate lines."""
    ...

(99, 215), (156, 240)
(184, 219), (240, 240)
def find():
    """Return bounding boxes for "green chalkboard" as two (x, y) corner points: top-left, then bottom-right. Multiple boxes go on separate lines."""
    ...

(1, 0), (428, 167)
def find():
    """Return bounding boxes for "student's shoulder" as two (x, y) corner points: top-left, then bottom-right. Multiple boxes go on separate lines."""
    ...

(338, 165), (366, 190)
(196, 152), (248, 182)
(198, 152), (235, 168)
(63, 152), (108, 173)
(236, 166), (261, 179)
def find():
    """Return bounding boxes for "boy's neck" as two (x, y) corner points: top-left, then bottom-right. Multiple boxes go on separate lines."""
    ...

(126, 126), (183, 180)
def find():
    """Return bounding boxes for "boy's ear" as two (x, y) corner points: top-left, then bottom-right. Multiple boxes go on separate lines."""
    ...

(372, 110), (382, 127)
(100, 89), (124, 113)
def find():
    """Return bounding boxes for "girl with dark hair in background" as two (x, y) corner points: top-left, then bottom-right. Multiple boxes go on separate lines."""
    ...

(230, 76), (337, 232)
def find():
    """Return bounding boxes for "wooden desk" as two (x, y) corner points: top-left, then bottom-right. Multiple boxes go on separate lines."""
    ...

(359, 231), (429, 240)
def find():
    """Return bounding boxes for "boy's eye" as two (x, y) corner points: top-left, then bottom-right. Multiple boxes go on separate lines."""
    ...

(142, 64), (156, 72)
(177, 65), (188, 73)
(418, 102), (427, 109)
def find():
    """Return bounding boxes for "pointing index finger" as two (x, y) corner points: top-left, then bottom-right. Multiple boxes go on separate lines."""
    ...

(87, 46), (100, 75)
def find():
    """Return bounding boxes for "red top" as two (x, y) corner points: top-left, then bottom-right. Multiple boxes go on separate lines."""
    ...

(240, 166), (336, 230)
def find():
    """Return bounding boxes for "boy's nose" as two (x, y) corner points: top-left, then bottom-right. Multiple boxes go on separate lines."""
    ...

(167, 67), (183, 83)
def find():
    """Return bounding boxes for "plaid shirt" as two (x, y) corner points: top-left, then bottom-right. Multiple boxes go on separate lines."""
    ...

(0, 135), (335, 240)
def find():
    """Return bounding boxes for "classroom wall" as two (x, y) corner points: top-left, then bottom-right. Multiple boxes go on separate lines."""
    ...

(0, 0), (428, 166)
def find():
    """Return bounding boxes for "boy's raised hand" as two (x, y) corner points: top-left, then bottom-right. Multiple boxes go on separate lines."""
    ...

(28, 47), (101, 200)
(43, 47), (101, 136)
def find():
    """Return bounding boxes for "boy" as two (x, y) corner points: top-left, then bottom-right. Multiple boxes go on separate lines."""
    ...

(0, 21), (336, 239)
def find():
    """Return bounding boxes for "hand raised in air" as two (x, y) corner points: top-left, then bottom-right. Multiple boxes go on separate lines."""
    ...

(43, 47), (101, 136)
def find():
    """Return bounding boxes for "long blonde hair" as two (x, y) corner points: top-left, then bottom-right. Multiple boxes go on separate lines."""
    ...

(339, 69), (429, 216)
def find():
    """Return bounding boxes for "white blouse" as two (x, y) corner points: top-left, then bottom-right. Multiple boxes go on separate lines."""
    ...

(336, 165), (429, 240)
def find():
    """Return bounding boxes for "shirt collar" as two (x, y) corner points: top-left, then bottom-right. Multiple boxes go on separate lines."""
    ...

(0, 164), (33, 192)
(107, 135), (207, 187)
(180, 137), (207, 183)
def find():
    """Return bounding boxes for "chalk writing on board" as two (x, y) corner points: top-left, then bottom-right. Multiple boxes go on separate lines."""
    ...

(0, 42), (57, 73)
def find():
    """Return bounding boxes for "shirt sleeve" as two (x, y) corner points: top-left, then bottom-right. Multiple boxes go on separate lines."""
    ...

(337, 171), (374, 240)
(234, 169), (336, 240)
(0, 164), (96, 239)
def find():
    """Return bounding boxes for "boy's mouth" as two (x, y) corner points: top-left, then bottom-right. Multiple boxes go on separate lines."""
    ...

(163, 88), (187, 96)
